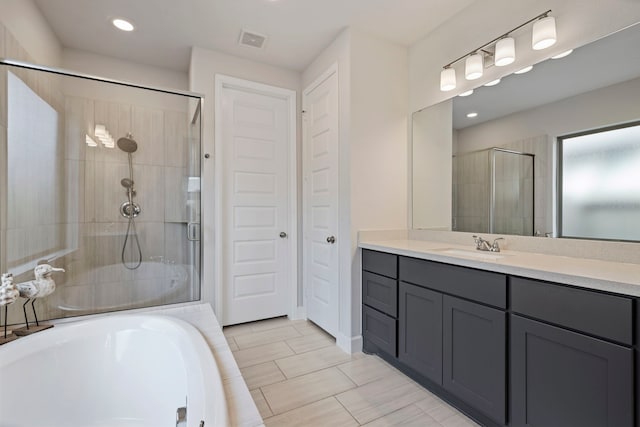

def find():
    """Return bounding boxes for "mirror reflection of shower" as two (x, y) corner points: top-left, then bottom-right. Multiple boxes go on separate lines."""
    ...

(117, 134), (142, 270)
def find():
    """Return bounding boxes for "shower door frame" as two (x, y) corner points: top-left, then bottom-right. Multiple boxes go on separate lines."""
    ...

(489, 148), (535, 235)
(0, 57), (206, 312)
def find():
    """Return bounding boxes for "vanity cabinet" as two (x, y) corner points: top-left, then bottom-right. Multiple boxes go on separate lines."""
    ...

(397, 257), (507, 425)
(362, 250), (398, 357)
(443, 295), (506, 424)
(361, 248), (636, 427)
(510, 276), (634, 427)
(398, 281), (442, 384)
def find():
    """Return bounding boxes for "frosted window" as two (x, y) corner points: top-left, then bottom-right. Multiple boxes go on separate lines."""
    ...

(560, 122), (640, 241)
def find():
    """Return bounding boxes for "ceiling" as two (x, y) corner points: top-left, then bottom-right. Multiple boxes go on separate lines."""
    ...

(34, 0), (477, 72)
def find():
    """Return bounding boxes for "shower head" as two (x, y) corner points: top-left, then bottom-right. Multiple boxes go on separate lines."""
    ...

(121, 178), (134, 189)
(117, 135), (138, 153)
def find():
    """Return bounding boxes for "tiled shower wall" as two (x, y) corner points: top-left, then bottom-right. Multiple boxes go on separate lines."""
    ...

(1, 21), (197, 325)
(453, 135), (552, 236)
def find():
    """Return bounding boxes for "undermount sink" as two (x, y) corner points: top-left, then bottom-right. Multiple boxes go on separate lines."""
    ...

(434, 248), (510, 261)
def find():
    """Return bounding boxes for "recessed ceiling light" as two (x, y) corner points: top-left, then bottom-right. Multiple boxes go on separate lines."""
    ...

(484, 79), (501, 87)
(459, 90), (474, 97)
(466, 112), (478, 118)
(514, 65), (533, 74)
(551, 49), (573, 59)
(113, 18), (135, 32)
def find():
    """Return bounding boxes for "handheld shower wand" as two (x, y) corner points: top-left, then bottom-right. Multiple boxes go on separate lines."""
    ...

(117, 134), (142, 270)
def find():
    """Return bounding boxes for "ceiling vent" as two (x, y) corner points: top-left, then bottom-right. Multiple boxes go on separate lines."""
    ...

(239, 29), (267, 49)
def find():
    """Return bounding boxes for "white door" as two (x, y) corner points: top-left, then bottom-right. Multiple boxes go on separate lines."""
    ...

(219, 79), (293, 325)
(303, 66), (339, 337)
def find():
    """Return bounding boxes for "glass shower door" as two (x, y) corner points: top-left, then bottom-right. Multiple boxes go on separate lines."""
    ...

(490, 149), (534, 235)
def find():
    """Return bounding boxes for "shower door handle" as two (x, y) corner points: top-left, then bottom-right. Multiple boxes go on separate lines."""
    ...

(187, 222), (200, 241)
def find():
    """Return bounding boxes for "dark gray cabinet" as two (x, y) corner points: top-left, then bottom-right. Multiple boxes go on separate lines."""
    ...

(398, 281), (443, 384)
(362, 249), (398, 357)
(511, 315), (633, 427)
(443, 295), (506, 424)
(362, 250), (636, 427)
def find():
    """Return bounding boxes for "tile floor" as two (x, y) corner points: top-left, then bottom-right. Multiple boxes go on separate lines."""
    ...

(224, 317), (480, 427)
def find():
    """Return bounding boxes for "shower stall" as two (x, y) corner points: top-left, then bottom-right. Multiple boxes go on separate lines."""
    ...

(0, 59), (203, 326)
(453, 147), (535, 236)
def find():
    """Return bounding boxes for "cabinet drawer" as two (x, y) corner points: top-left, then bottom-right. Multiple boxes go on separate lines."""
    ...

(363, 271), (397, 318)
(363, 249), (397, 278)
(399, 256), (507, 309)
(363, 305), (397, 357)
(511, 277), (633, 345)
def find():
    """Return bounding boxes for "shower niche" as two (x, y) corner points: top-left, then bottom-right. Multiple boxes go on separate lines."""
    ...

(0, 60), (203, 325)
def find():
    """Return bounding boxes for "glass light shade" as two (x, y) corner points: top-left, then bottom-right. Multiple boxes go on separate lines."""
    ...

(465, 53), (483, 80)
(440, 68), (456, 91)
(495, 37), (515, 66)
(459, 89), (474, 97)
(532, 16), (557, 50)
(484, 79), (501, 87)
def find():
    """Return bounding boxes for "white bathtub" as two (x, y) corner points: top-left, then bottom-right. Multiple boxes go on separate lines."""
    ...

(0, 315), (228, 427)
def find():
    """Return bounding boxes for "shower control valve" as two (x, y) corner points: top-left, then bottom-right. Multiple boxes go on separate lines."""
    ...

(120, 201), (141, 219)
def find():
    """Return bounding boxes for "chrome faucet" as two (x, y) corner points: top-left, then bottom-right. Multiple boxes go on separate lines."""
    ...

(473, 235), (504, 252)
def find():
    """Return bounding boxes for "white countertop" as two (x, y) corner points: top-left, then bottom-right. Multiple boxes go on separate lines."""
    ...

(359, 239), (640, 298)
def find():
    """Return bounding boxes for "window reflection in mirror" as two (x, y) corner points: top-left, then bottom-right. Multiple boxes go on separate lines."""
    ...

(559, 121), (640, 241)
(411, 22), (640, 241)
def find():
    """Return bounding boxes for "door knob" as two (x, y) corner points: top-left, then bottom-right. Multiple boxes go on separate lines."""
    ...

(326, 236), (336, 244)
(279, 232), (287, 238)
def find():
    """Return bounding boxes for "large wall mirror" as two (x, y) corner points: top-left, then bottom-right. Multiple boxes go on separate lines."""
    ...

(412, 22), (640, 240)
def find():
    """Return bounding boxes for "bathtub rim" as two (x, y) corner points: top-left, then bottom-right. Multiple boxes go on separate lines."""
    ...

(0, 313), (228, 427)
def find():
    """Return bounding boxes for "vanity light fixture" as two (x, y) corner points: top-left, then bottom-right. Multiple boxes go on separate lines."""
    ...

(484, 79), (501, 87)
(440, 67), (456, 91)
(112, 18), (135, 32)
(532, 15), (556, 50)
(495, 37), (515, 66)
(466, 112), (478, 118)
(459, 89), (474, 97)
(439, 10), (554, 92)
(551, 49), (573, 59)
(514, 65), (534, 74)
(465, 53), (484, 80)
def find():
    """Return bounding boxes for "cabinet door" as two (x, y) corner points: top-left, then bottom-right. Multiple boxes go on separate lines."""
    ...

(443, 296), (505, 424)
(398, 281), (442, 385)
(511, 315), (633, 427)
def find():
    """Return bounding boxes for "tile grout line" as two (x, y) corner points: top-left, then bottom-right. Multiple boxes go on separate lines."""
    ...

(332, 394), (363, 426)
(257, 386), (276, 422)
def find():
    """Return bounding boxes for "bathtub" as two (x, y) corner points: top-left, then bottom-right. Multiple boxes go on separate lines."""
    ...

(0, 315), (228, 427)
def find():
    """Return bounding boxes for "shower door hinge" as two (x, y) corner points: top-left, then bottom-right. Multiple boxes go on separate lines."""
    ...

(187, 222), (200, 241)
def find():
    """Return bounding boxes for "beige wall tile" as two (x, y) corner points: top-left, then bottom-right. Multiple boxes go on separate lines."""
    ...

(232, 341), (295, 369)
(262, 368), (356, 415)
(275, 345), (352, 378)
(337, 355), (396, 386)
(164, 110), (188, 167)
(235, 325), (302, 350)
(240, 361), (286, 390)
(164, 166), (188, 222)
(264, 397), (358, 427)
(132, 106), (165, 166)
(335, 372), (429, 424)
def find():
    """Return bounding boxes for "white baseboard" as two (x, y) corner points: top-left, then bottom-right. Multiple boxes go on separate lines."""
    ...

(290, 306), (307, 321)
(337, 333), (363, 354)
